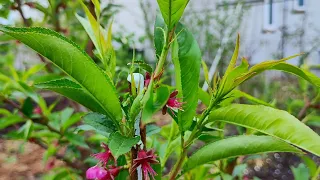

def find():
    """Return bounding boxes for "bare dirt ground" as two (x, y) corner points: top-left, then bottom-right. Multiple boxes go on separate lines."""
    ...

(0, 139), (64, 180)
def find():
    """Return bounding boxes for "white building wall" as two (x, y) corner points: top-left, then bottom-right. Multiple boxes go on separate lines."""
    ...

(113, 0), (320, 67)
(241, 0), (320, 66)
(2, 0), (319, 68)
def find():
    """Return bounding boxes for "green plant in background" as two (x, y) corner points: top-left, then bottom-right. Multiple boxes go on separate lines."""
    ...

(0, 57), (88, 178)
(1, 0), (320, 180)
(0, 0), (123, 179)
(184, 1), (248, 91)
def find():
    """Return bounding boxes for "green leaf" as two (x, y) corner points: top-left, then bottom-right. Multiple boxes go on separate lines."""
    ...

(75, 125), (96, 133)
(64, 132), (89, 148)
(154, 14), (166, 59)
(130, 91), (144, 122)
(79, 1), (115, 76)
(142, 86), (170, 122)
(127, 61), (153, 73)
(172, 23), (201, 131)
(208, 104), (320, 156)
(115, 155), (129, 180)
(60, 108), (74, 125)
(78, 1), (107, 61)
(300, 156), (317, 176)
(217, 35), (301, 99)
(201, 60), (210, 85)
(271, 63), (320, 87)
(198, 87), (210, 107)
(0, 115), (24, 129)
(0, 26), (123, 122)
(33, 2), (49, 15)
(0, 108), (11, 116)
(82, 112), (117, 137)
(105, 21), (116, 76)
(0, 33), (14, 42)
(152, 158), (162, 180)
(21, 97), (34, 118)
(32, 74), (64, 84)
(24, 120), (33, 140)
(230, 90), (274, 107)
(224, 34), (240, 76)
(221, 57), (249, 96)
(156, 0), (189, 30)
(43, 144), (57, 162)
(108, 132), (140, 157)
(35, 78), (106, 114)
(61, 112), (85, 133)
(18, 81), (48, 115)
(91, 0), (101, 17)
(291, 164), (310, 180)
(220, 173), (233, 180)
(32, 130), (60, 139)
(233, 55), (300, 88)
(146, 124), (161, 136)
(52, 169), (77, 180)
(183, 135), (302, 172)
(22, 64), (45, 81)
(305, 115), (320, 127)
(75, 13), (99, 52)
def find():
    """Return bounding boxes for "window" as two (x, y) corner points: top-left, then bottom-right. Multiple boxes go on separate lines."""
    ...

(293, 0), (306, 13)
(263, 0), (277, 32)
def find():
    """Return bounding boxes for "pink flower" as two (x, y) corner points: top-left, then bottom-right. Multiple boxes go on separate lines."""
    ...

(162, 90), (184, 115)
(33, 106), (42, 115)
(144, 72), (151, 87)
(108, 166), (120, 178)
(86, 166), (118, 180)
(131, 149), (159, 180)
(87, 143), (120, 180)
(46, 159), (55, 170)
(92, 143), (116, 166)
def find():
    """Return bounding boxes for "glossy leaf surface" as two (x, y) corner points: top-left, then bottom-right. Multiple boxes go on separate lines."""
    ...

(0, 26), (122, 121)
(82, 112), (117, 137)
(108, 132), (140, 157)
(35, 78), (106, 114)
(208, 104), (320, 156)
(156, 0), (189, 30)
(271, 63), (320, 87)
(184, 135), (302, 172)
(230, 90), (274, 107)
(172, 23), (201, 131)
(154, 14), (166, 59)
(142, 86), (170, 122)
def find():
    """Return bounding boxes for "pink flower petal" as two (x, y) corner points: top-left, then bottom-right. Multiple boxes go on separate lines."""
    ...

(132, 150), (159, 180)
(86, 166), (108, 180)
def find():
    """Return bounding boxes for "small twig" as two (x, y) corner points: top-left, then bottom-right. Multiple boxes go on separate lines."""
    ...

(139, 0), (153, 46)
(4, 98), (21, 110)
(169, 135), (186, 180)
(32, 139), (86, 171)
(130, 148), (138, 180)
(4, 98), (87, 174)
(4, 98), (61, 134)
(14, 0), (30, 26)
(140, 123), (147, 149)
(298, 97), (311, 120)
(298, 104), (310, 120)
